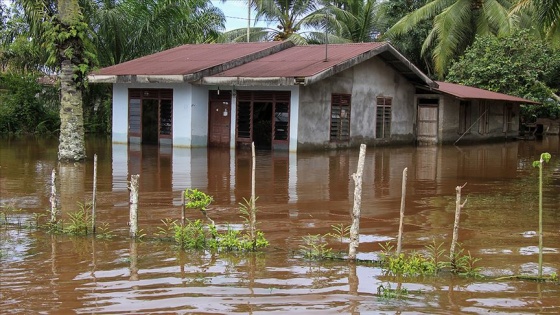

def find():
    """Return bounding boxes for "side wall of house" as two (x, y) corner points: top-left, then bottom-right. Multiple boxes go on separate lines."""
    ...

(439, 96), (520, 143)
(297, 57), (417, 150)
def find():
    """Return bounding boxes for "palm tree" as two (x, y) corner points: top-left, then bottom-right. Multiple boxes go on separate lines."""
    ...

(84, 0), (226, 67)
(510, 0), (560, 44)
(328, 0), (383, 43)
(15, 0), (91, 161)
(385, 0), (513, 78)
(221, 0), (328, 44)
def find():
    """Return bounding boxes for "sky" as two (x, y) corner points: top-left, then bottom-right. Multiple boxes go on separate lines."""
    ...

(211, 0), (267, 31)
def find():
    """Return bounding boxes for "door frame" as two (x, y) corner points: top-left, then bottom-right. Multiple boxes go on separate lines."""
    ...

(128, 88), (173, 145)
(208, 90), (232, 147)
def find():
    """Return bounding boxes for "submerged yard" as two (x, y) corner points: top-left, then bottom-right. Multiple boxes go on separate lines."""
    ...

(1, 136), (559, 314)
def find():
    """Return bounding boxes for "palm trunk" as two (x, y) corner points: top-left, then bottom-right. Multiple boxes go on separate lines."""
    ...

(58, 59), (86, 161)
(57, 0), (86, 161)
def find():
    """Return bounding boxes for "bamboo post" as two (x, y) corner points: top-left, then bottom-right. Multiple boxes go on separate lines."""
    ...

(129, 174), (140, 238)
(349, 144), (366, 260)
(49, 168), (57, 223)
(396, 167), (408, 255)
(92, 154), (98, 234)
(250, 142), (256, 242)
(450, 183), (467, 268)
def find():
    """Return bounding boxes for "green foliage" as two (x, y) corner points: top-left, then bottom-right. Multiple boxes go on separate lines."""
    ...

(0, 202), (23, 226)
(62, 202), (91, 236)
(450, 246), (482, 278)
(379, 241), (481, 278)
(168, 219), (269, 252)
(326, 223), (350, 244)
(299, 234), (334, 259)
(0, 72), (60, 134)
(95, 222), (115, 240)
(184, 189), (213, 211)
(376, 282), (412, 300)
(447, 30), (560, 121)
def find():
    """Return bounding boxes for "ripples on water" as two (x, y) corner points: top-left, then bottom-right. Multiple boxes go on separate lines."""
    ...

(1, 137), (560, 314)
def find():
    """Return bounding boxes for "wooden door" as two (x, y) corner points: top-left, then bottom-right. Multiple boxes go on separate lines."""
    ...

(417, 98), (439, 145)
(209, 100), (231, 147)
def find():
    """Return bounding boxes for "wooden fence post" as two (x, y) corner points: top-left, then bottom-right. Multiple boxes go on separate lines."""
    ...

(450, 183), (467, 268)
(250, 142), (256, 242)
(92, 154), (98, 234)
(349, 144), (366, 260)
(129, 174), (140, 238)
(49, 168), (57, 223)
(396, 167), (408, 255)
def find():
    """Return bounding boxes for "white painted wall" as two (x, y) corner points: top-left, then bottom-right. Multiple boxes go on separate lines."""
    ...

(112, 84), (129, 144)
(173, 85), (192, 147)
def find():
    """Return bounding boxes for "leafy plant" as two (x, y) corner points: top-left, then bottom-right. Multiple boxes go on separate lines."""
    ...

(327, 223), (350, 244)
(299, 234), (333, 259)
(63, 203), (92, 236)
(95, 222), (115, 240)
(377, 282), (411, 300)
(155, 218), (177, 240)
(450, 246), (482, 278)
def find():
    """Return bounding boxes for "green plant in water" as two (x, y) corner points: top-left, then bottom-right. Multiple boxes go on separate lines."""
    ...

(377, 282), (410, 300)
(533, 152), (551, 278)
(184, 189), (214, 224)
(173, 219), (208, 250)
(95, 222), (115, 240)
(380, 241), (475, 277)
(451, 246), (482, 278)
(327, 223), (350, 244)
(299, 234), (333, 259)
(63, 203), (92, 236)
(155, 218), (177, 240)
(425, 239), (449, 272)
(0, 202), (23, 226)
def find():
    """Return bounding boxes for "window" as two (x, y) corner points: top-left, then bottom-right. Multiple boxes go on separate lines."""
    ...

(459, 101), (472, 134)
(376, 97), (392, 138)
(330, 94), (351, 141)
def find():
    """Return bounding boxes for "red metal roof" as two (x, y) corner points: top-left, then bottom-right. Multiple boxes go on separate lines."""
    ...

(93, 42), (288, 76)
(211, 42), (387, 78)
(435, 81), (539, 104)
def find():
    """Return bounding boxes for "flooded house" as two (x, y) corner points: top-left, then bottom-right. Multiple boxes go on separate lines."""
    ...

(88, 41), (537, 151)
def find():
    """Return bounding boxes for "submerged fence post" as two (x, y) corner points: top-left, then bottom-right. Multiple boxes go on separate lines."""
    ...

(92, 154), (98, 234)
(250, 142), (257, 242)
(396, 167), (408, 255)
(181, 189), (186, 227)
(450, 183), (467, 268)
(349, 144), (366, 260)
(49, 168), (57, 223)
(129, 174), (140, 238)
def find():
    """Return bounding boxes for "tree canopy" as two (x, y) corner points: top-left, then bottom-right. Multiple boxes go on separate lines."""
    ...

(446, 30), (560, 120)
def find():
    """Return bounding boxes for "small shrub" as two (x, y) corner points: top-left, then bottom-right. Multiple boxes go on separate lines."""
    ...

(299, 234), (333, 259)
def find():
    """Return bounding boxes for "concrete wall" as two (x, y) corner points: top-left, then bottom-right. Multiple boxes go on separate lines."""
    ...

(439, 96), (520, 144)
(297, 57), (417, 150)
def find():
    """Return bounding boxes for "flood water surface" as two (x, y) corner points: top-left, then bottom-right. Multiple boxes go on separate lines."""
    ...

(1, 137), (560, 314)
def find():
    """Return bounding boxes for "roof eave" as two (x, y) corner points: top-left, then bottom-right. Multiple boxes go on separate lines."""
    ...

(198, 76), (296, 86)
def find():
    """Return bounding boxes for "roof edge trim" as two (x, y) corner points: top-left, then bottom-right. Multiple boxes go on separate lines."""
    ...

(87, 74), (117, 83)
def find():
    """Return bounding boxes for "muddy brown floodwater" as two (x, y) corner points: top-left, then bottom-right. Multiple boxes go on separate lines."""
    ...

(1, 136), (560, 314)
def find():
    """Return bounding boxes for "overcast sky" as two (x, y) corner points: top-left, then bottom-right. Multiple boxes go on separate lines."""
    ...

(211, 0), (267, 31)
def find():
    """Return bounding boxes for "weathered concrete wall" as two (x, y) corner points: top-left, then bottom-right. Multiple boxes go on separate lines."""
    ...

(297, 58), (417, 150)
(439, 96), (520, 144)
